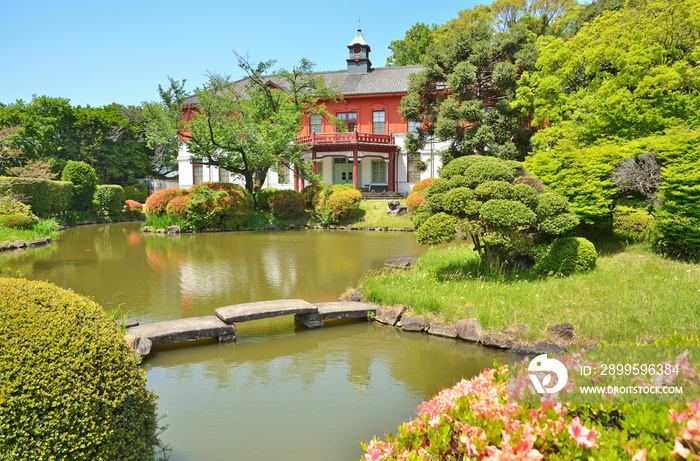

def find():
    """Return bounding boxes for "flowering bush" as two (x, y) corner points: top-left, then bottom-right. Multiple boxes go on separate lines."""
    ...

(184, 183), (254, 230)
(124, 200), (143, 218)
(143, 187), (186, 217)
(410, 178), (436, 194)
(0, 212), (34, 229)
(406, 191), (425, 214)
(314, 185), (361, 226)
(269, 190), (305, 219)
(362, 338), (700, 461)
(164, 195), (192, 218)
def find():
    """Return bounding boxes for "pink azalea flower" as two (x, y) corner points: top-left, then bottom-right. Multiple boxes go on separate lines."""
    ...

(670, 408), (689, 424)
(567, 416), (600, 449)
(670, 438), (690, 459)
(632, 448), (647, 461)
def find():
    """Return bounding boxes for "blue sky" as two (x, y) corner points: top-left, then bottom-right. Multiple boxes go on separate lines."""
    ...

(1, 0), (481, 108)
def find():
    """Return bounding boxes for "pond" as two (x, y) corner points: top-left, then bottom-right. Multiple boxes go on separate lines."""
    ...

(1, 223), (505, 460)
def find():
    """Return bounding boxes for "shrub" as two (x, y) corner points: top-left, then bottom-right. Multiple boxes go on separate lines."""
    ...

(536, 236), (597, 275)
(442, 187), (480, 218)
(410, 177), (436, 194)
(512, 183), (539, 209)
(61, 161), (98, 212)
(94, 185), (125, 217)
(0, 278), (161, 460)
(301, 185), (322, 208)
(164, 194), (192, 218)
(0, 212), (34, 229)
(0, 194), (32, 217)
(415, 212), (459, 245)
(613, 206), (652, 241)
(406, 191), (426, 214)
(479, 199), (537, 228)
(269, 190), (305, 219)
(144, 187), (186, 217)
(474, 180), (513, 201)
(183, 183), (253, 230)
(424, 178), (450, 197)
(255, 187), (281, 211)
(0, 177), (73, 218)
(124, 200), (144, 218)
(314, 185), (361, 225)
(123, 183), (148, 203)
(514, 175), (546, 194)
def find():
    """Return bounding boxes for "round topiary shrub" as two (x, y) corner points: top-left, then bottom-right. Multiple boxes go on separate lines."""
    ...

(479, 199), (537, 228)
(301, 185), (322, 208)
(442, 187), (480, 218)
(144, 187), (186, 217)
(613, 206), (652, 241)
(406, 191), (426, 214)
(314, 185), (361, 225)
(514, 175), (546, 194)
(165, 194), (192, 218)
(269, 190), (305, 219)
(536, 236), (597, 276)
(94, 185), (125, 217)
(474, 180), (514, 201)
(124, 200), (143, 218)
(184, 183), (254, 230)
(415, 212), (459, 245)
(0, 278), (161, 460)
(255, 187), (281, 211)
(410, 177), (436, 194)
(61, 161), (98, 212)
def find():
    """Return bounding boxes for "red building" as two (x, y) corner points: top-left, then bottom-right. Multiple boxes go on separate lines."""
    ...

(178, 30), (446, 194)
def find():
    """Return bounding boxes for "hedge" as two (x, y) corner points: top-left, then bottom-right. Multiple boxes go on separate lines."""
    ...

(0, 177), (73, 218)
(61, 161), (98, 212)
(123, 183), (148, 203)
(94, 185), (125, 217)
(313, 185), (361, 225)
(0, 278), (162, 460)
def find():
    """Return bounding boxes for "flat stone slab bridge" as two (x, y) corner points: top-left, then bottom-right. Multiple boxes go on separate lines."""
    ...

(125, 300), (377, 355)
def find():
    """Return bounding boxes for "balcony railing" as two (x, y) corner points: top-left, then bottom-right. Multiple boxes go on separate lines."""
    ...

(295, 131), (395, 146)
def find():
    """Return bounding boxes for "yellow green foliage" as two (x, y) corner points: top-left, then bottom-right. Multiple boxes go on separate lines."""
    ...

(0, 278), (161, 460)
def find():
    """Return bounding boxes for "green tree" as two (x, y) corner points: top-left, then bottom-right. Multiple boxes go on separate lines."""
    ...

(386, 22), (438, 66)
(62, 160), (98, 212)
(141, 54), (342, 195)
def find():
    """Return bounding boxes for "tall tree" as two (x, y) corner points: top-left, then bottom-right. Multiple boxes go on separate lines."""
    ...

(141, 54), (342, 194)
(386, 22), (438, 66)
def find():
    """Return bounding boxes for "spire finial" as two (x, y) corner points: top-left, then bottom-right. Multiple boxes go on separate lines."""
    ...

(358, 19), (361, 30)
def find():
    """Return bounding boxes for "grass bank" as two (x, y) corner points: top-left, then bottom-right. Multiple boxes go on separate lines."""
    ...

(360, 242), (699, 345)
(0, 219), (59, 248)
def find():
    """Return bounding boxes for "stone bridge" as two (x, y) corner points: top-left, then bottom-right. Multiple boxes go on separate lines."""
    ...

(124, 300), (378, 357)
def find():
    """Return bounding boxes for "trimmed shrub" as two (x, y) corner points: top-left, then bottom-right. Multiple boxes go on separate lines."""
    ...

(0, 278), (161, 460)
(511, 183), (539, 209)
(0, 212), (34, 229)
(255, 187), (281, 211)
(415, 212), (459, 245)
(613, 206), (652, 241)
(423, 178), (450, 197)
(514, 175), (546, 194)
(144, 187), (186, 217)
(479, 199), (537, 228)
(406, 191), (426, 214)
(301, 185), (322, 208)
(474, 180), (513, 201)
(164, 195), (192, 218)
(61, 161), (98, 212)
(0, 177), (73, 218)
(269, 190), (305, 219)
(442, 187), (480, 218)
(124, 200), (144, 218)
(314, 185), (361, 225)
(94, 185), (125, 217)
(123, 183), (148, 203)
(535, 192), (573, 218)
(183, 183), (253, 230)
(410, 177), (436, 194)
(536, 236), (597, 275)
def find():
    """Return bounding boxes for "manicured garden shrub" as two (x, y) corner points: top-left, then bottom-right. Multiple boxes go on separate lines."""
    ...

(480, 199), (537, 228)
(406, 190), (425, 214)
(423, 178), (450, 197)
(123, 183), (148, 203)
(514, 175), (547, 193)
(164, 194), (192, 218)
(0, 212), (34, 229)
(269, 190), (305, 219)
(474, 180), (513, 201)
(536, 236), (597, 275)
(0, 177), (73, 218)
(61, 161), (98, 212)
(144, 187), (186, 217)
(409, 177), (436, 194)
(511, 183), (539, 209)
(415, 212), (459, 245)
(183, 182), (254, 230)
(613, 206), (652, 241)
(301, 184), (322, 208)
(313, 185), (361, 225)
(93, 185), (125, 217)
(0, 278), (161, 460)
(255, 187), (280, 211)
(124, 200), (144, 218)
(0, 194), (33, 217)
(441, 187), (480, 218)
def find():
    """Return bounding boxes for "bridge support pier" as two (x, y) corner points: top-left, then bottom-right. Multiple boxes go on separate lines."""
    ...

(294, 312), (323, 329)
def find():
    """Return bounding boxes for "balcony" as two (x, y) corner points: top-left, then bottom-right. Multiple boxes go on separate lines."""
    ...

(295, 131), (395, 146)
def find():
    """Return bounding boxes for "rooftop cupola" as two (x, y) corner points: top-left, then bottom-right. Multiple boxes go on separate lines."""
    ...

(347, 29), (372, 74)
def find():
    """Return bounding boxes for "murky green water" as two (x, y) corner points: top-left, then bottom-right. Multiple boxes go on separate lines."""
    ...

(1, 223), (505, 460)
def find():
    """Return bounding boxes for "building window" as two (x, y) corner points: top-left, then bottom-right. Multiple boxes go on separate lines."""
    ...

(337, 112), (357, 131)
(193, 163), (203, 184)
(407, 153), (421, 182)
(372, 160), (387, 183)
(407, 120), (420, 133)
(310, 114), (322, 134)
(372, 111), (386, 133)
(219, 168), (230, 183)
(334, 157), (348, 164)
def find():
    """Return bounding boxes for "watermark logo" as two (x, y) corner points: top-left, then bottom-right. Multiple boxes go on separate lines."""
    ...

(528, 354), (568, 394)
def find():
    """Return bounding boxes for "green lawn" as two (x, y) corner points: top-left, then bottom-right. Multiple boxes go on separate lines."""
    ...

(348, 200), (413, 229)
(360, 242), (700, 345)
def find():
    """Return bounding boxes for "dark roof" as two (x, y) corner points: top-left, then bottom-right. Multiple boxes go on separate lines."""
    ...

(183, 65), (424, 105)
